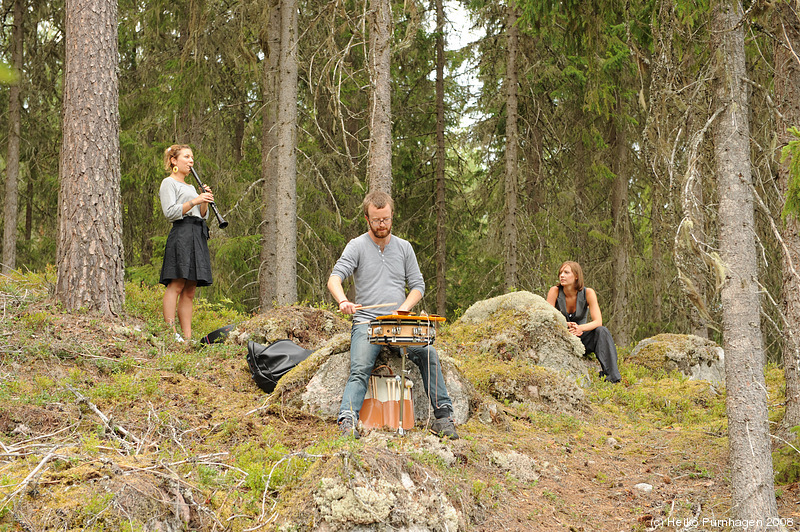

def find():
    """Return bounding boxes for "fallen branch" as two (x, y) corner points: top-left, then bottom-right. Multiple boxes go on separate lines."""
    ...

(66, 384), (141, 450)
(0, 447), (59, 510)
(4, 424), (77, 454)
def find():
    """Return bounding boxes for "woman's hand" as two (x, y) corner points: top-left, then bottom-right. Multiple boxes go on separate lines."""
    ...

(567, 321), (583, 337)
(195, 185), (214, 204)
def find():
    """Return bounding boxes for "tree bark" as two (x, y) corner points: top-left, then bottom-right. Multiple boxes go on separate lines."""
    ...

(25, 168), (33, 242)
(434, 0), (447, 316)
(504, 4), (519, 292)
(259, 0), (281, 310)
(3, 0), (23, 274)
(57, 0), (125, 315)
(773, 0), (800, 432)
(610, 91), (630, 346)
(366, 0), (393, 194)
(273, 0), (299, 305)
(712, 0), (778, 524)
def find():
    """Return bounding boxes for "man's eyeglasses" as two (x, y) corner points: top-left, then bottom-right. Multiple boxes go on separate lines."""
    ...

(369, 217), (392, 226)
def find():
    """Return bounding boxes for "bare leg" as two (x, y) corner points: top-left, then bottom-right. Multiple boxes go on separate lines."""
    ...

(177, 282), (198, 340)
(163, 279), (186, 334)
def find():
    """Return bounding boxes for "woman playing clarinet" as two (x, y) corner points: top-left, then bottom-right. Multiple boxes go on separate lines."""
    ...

(159, 145), (214, 342)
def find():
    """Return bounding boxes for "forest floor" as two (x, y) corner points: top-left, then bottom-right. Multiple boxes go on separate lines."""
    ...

(1, 271), (799, 531)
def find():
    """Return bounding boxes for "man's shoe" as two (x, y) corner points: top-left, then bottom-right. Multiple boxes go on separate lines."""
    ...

(431, 417), (459, 440)
(338, 418), (360, 439)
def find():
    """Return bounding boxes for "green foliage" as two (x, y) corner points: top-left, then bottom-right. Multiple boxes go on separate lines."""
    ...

(773, 426), (800, 484)
(781, 126), (800, 219)
(20, 310), (53, 332)
(0, 62), (19, 84)
(233, 440), (315, 501)
(526, 411), (581, 434)
(91, 374), (160, 402)
(591, 375), (726, 428)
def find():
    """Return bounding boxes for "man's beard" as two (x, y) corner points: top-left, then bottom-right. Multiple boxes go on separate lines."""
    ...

(373, 227), (391, 238)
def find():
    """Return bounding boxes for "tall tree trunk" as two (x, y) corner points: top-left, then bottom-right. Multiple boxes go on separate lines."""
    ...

(3, 0), (23, 274)
(610, 91), (630, 345)
(233, 106), (246, 165)
(434, 0), (447, 316)
(504, 3), (519, 291)
(273, 0), (299, 305)
(25, 169), (33, 241)
(773, 0), (800, 432)
(712, 0), (778, 523)
(367, 0), (392, 194)
(525, 122), (544, 216)
(259, 0), (281, 310)
(57, 0), (125, 315)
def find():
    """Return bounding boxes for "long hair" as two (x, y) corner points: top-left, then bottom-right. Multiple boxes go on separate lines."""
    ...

(559, 261), (585, 291)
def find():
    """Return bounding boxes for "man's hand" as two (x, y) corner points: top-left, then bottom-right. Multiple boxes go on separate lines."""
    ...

(338, 301), (361, 315)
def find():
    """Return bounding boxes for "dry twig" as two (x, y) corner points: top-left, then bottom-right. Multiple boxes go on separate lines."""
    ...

(66, 384), (141, 451)
(0, 447), (59, 511)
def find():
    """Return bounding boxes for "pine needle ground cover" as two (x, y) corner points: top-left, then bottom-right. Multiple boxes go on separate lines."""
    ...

(0, 271), (798, 531)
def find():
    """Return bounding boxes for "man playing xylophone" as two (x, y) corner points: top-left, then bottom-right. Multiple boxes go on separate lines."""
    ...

(327, 190), (459, 440)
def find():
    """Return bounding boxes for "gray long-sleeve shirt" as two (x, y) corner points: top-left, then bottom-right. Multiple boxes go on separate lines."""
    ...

(159, 177), (208, 222)
(331, 233), (425, 322)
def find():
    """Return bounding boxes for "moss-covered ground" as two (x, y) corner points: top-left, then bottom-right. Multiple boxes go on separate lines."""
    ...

(1, 271), (798, 531)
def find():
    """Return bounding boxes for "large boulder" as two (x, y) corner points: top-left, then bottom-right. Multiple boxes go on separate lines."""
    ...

(301, 346), (474, 426)
(439, 291), (591, 413)
(254, 292), (601, 428)
(227, 306), (350, 348)
(628, 333), (725, 384)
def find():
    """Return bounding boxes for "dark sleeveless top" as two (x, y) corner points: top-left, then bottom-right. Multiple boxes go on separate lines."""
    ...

(555, 286), (588, 324)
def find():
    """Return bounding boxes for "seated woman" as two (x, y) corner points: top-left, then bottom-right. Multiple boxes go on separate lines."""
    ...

(546, 261), (621, 383)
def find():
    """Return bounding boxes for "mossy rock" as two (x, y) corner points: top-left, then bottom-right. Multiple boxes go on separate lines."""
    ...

(228, 306), (351, 349)
(628, 333), (724, 384)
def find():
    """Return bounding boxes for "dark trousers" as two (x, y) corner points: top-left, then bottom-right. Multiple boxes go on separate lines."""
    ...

(581, 326), (620, 383)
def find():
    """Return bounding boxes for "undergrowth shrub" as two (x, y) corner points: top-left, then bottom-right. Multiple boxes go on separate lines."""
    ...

(773, 426), (800, 484)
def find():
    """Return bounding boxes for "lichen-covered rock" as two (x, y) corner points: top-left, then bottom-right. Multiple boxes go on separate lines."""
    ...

(453, 291), (587, 377)
(439, 291), (591, 414)
(308, 443), (461, 531)
(300, 346), (474, 425)
(628, 333), (724, 384)
(491, 450), (540, 483)
(227, 306), (350, 349)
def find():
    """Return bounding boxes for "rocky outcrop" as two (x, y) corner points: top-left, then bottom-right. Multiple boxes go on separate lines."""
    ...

(628, 333), (725, 384)
(256, 291), (602, 426)
(440, 291), (592, 413)
(301, 346), (474, 425)
(309, 437), (461, 531)
(455, 291), (587, 377)
(227, 306), (351, 349)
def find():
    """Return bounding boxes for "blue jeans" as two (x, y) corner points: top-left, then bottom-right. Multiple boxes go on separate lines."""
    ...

(338, 323), (454, 423)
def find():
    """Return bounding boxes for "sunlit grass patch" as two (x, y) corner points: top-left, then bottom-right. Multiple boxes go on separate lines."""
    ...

(233, 439), (318, 509)
(91, 373), (160, 402)
(591, 374), (725, 428)
(124, 281), (246, 341)
(526, 410), (582, 434)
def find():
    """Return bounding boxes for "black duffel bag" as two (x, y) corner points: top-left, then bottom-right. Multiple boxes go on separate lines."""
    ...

(246, 339), (312, 393)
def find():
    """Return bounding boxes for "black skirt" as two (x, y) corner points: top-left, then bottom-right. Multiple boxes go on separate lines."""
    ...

(159, 217), (213, 287)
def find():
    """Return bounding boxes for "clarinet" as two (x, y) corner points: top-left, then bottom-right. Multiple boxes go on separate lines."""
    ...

(189, 167), (228, 229)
